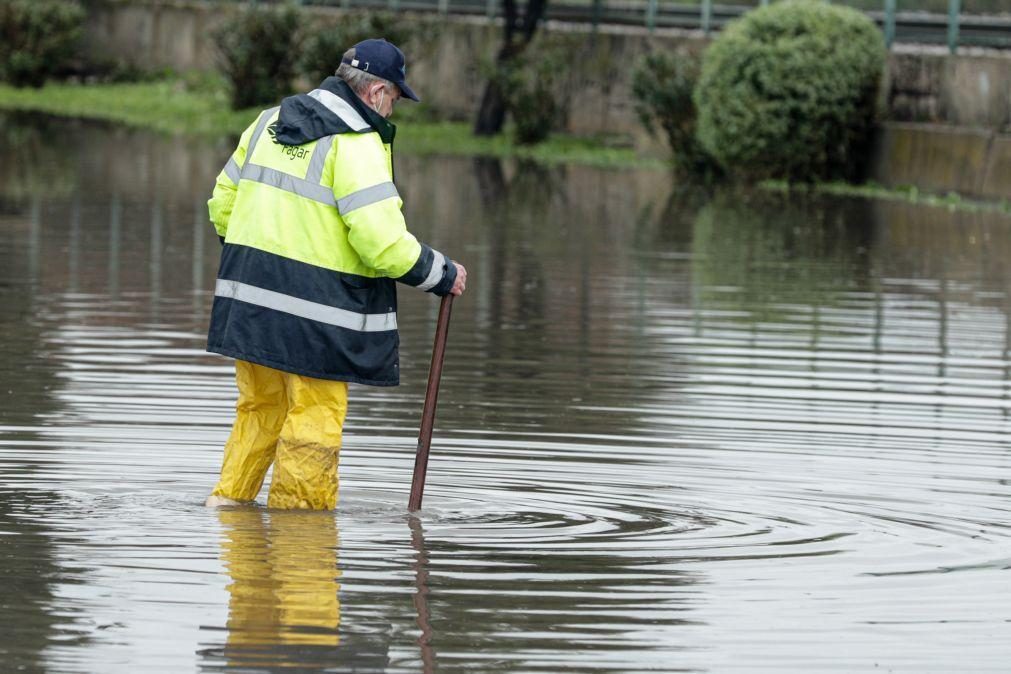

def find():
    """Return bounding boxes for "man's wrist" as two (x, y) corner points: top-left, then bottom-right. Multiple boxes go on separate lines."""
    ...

(430, 257), (457, 296)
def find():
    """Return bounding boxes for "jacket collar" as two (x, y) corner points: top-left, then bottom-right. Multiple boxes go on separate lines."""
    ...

(270, 77), (396, 146)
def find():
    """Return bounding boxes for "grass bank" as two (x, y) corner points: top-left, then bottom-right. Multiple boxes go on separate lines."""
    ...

(0, 78), (649, 169)
(1, 78), (1008, 215)
(762, 179), (1011, 216)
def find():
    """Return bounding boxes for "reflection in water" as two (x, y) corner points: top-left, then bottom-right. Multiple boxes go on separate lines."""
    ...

(1, 113), (1010, 671)
(692, 190), (874, 317)
(409, 516), (436, 674)
(0, 148), (90, 668)
(201, 509), (346, 670)
(472, 159), (555, 394)
(0, 490), (87, 671)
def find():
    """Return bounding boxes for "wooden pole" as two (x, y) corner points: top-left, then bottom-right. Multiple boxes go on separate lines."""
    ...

(408, 295), (454, 511)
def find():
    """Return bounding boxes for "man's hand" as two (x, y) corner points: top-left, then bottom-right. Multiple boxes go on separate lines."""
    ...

(450, 262), (467, 296)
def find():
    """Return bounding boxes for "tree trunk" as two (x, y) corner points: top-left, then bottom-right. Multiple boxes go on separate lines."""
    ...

(473, 77), (509, 136)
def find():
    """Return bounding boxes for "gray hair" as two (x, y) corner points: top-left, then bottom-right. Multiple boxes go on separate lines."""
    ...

(336, 48), (398, 97)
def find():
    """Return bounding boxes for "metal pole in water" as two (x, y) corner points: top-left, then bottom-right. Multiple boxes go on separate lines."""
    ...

(701, 0), (712, 36)
(409, 295), (455, 512)
(646, 0), (657, 32)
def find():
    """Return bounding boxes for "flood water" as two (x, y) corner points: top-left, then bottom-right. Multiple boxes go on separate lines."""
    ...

(1, 113), (1009, 672)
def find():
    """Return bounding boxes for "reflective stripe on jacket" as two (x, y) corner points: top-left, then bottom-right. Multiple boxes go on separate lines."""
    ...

(206, 79), (456, 386)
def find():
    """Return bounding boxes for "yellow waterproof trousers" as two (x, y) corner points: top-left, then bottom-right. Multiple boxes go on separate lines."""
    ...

(211, 360), (348, 510)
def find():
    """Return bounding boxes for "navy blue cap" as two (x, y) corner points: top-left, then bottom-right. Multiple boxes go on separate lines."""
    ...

(341, 38), (420, 102)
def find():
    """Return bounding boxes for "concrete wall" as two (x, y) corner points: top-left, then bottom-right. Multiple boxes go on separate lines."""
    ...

(886, 47), (1011, 132)
(85, 0), (222, 73)
(870, 123), (1011, 200)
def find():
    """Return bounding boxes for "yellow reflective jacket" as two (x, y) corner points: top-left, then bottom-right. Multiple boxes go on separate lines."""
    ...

(206, 78), (456, 386)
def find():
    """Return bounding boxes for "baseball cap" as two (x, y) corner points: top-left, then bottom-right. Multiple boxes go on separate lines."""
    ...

(341, 38), (420, 102)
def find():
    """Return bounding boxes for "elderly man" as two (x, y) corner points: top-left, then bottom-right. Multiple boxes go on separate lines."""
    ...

(204, 39), (466, 510)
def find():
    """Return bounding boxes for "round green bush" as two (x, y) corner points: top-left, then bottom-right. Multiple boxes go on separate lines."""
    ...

(694, 0), (885, 182)
(0, 0), (85, 88)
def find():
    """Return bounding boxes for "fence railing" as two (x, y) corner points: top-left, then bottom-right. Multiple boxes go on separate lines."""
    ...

(235, 0), (1011, 52)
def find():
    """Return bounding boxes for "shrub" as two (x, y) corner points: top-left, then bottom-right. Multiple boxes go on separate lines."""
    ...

(501, 60), (562, 145)
(491, 45), (566, 145)
(632, 51), (723, 181)
(0, 0), (85, 88)
(299, 11), (412, 84)
(694, 0), (885, 182)
(212, 3), (303, 110)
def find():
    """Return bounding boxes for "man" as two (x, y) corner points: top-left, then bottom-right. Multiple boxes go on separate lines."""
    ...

(204, 38), (466, 510)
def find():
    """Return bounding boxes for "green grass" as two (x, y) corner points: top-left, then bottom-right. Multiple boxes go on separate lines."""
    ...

(762, 179), (1011, 216)
(0, 77), (650, 169)
(396, 120), (661, 168)
(0, 78), (257, 136)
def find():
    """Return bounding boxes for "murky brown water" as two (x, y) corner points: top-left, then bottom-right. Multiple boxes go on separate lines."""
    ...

(1, 113), (1009, 672)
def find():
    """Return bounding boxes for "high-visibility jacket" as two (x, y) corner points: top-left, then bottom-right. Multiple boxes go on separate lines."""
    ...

(206, 78), (456, 386)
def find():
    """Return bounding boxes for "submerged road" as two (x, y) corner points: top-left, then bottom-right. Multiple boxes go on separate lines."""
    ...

(1, 114), (1010, 671)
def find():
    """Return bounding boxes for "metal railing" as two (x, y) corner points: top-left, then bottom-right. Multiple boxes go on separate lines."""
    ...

(250, 0), (1011, 51)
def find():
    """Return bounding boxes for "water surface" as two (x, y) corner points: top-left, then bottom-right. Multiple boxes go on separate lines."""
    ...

(1, 114), (1009, 672)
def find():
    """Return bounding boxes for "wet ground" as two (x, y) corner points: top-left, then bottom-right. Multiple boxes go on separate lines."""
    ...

(1, 113), (1009, 672)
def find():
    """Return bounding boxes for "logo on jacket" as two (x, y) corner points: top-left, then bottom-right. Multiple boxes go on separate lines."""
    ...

(266, 123), (309, 160)
(281, 145), (310, 161)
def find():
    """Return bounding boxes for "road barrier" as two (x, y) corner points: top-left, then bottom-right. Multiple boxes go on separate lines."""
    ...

(237, 0), (1011, 52)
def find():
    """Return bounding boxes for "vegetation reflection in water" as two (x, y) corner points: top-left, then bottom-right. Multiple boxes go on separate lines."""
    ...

(0, 115), (1009, 672)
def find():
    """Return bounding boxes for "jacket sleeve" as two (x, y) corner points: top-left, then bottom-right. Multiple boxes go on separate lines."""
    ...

(331, 133), (457, 296)
(207, 113), (260, 241)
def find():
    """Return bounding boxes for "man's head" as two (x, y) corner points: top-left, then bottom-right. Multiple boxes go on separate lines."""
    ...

(336, 39), (419, 119)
